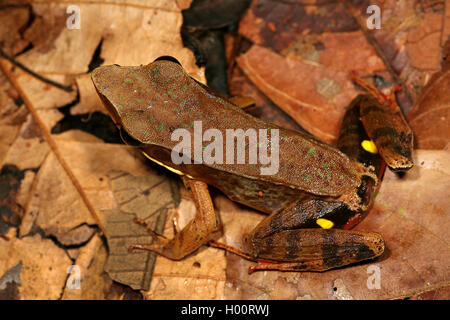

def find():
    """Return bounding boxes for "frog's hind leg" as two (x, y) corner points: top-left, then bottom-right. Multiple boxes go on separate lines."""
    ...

(242, 200), (385, 272)
(129, 177), (221, 260)
(349, 73), (414, 172)
(210, 198), (385, 272)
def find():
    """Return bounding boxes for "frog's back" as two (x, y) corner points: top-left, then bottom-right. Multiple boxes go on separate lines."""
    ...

(92, 60), (365, 209)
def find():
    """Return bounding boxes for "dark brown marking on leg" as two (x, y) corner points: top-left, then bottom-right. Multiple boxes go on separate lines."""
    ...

(321, 230), (343, 268)
(284, 231), (300, 260)
(354, 245), (375, 262)
(256, 236), (274, 257)
(372, 126), (398, 140)
(269, 211), (283, 234)
(359, 104), (389, 117)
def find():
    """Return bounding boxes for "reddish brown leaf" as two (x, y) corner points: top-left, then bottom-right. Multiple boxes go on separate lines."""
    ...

(407, 44), (450, 149)
(237, 45), (359, 143)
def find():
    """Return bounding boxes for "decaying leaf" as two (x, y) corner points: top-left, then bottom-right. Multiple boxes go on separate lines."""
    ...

(0, 228), (72, 300)
(0, 261), (22, 300)
(62, 234), (112, 300)
(103, 169), (180, 290)
(345, 0), (449, 105)
(143, 199), (227, 300)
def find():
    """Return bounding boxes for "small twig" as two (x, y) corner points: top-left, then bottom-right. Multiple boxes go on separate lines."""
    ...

(0, 47), (74, 92)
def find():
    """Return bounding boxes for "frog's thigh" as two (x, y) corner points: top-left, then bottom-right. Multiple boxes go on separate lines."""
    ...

(132, 177), (221, 260)
(246, 201), (385, 271)
(247, 198), (344, 242)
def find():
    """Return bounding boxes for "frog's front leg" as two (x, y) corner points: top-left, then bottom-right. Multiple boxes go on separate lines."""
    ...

(129, 177), (221, 260)
(241, 199), (385, 272)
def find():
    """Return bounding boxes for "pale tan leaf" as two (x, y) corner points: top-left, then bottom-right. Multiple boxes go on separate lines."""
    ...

(0, 228), (72, 300)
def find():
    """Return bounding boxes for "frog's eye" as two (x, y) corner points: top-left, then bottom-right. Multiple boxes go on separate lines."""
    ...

(154, 56), (182, 66)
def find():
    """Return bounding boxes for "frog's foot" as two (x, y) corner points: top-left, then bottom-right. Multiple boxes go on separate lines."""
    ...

(208, 240), (332, 273)
(128, 178), (221, 260)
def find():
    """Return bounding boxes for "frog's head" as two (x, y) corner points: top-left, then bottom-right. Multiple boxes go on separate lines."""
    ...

(91, 57), (191, 144)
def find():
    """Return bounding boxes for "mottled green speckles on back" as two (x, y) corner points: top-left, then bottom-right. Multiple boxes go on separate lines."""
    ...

(156, 121), (166, 131)
(91, 60), (363, 200)
(306, 147), (318, 159)
(317, 169), (324, 178)
(130, 72), (142, 82)
(168, 90), (177, 99)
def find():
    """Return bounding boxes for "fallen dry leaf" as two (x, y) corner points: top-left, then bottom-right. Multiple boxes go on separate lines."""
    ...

(407, 41), (450, 149)
(103, 169), (180, 290)
(62, 234), (111, 300)
(0, 227), (72, 300)
(143, 199), (227, 300)
(237, 45), (359, 143)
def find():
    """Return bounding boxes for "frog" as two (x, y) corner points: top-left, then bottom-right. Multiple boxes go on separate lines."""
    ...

(91, 57), (413, 272)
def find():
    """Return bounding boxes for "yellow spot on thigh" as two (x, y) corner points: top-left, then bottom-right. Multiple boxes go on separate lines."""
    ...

(316, 218), (334, 229)
(361, 140), (378, 154)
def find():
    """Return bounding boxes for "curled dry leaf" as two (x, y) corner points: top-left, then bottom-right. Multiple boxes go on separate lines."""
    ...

(345, 0), (450, 108)
(0, 5), (30, 56)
